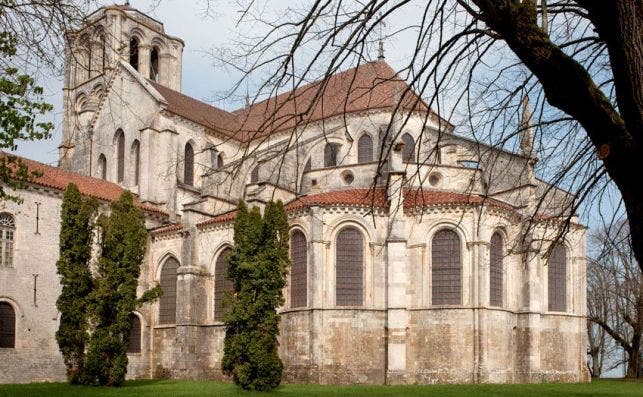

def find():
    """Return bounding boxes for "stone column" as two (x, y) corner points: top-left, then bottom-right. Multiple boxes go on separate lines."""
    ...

(307, 206), (325, 383)
(138, 44), (151, 79)
(175, 228), (208, 379)
(385, 140), (408, 383)
(515, 232), (542, 383)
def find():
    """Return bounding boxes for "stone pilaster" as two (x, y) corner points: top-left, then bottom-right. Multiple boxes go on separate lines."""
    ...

(174, 228), (209, 379)
(385, 141), (408, 383)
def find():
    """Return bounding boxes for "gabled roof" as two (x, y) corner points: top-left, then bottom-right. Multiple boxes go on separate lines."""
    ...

(151, 61), (446, 142)
(3, 154), (166, 216)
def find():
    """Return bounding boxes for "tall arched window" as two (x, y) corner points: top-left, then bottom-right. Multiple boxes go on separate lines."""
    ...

(548, 243), (567, 312)
(324, 143), (339, 167)
(250, 165), (260, 184)
(127, 314), (141, 353)
(303, 158), (311, 172)
(214, 247), (234, 322)
(159, 257), (179, 324)
(216, 153), (224, 169)
(290, 231), (308, 308)
(357, 134), (373, 164)
(78, 34), (91, 81)
(98, 154), (107, 180)
(150, 46), (160, 81)
(432, 229), (461, 305)
(0, 213), (15, 268)
(184, 143), (194, 186)
(336, 227), (363, 306)
(0, 302), (15, 348)
(490, 232), (503, 307)
(129, 37), (139, 71)
(115, 130), (125, 183)
(402, 133), (416, 163)
(131, 140), (140, 186)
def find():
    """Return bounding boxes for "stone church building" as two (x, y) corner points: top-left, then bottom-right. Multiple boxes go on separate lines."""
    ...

(0, 3), (589, 385)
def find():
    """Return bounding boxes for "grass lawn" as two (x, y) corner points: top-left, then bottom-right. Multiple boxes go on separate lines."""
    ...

(0, 379), (640, 397)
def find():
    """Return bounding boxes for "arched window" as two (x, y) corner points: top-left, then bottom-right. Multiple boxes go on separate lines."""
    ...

(357, 134), (373, 164)
(548, 243), (567, 312)
(324, 143), (339, 167)
(98, 154), (107, 180)
(303, 158), (311, 172)
(92, 30), (106, 75)
(150, 46), (160, 81)
(0, 214), (15, 268)
(336, 227), (363, 306)
(432, 229), (461, 305)
(78, 34), (91, 81)
(216, 153), (224, 169)
(115, 130), (125, 183)
(290, 231), (308, 308)
(402, 133), (415, 163)
(490, 232), (503, 307)
(129, 37), (139, 71)
(214, 247), (234, 322)
(131, 140), (140, 186)
(0, 302), (15, 348)
(127, 314), (141, 353)
(250, 165), (260, 184)
(184, 143), (194, 186)
(158, 257), (179, 324)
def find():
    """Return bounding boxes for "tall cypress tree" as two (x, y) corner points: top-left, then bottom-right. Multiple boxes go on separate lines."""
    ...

(222, 200), (290, 391)
(83, 191), (148, 386)
(55, 183), (97, 384)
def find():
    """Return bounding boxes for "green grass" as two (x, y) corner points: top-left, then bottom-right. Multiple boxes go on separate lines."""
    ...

(0, 379), (640, 397)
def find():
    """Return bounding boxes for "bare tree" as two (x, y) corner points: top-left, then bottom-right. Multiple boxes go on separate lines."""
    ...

(587, 254), (621, 378)
(199, 0), (643, 268)
(588, 221), (642, 379)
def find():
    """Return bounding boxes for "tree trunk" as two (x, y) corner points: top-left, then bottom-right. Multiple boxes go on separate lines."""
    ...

(626, 345), (640, 379)
(590, 348), (601, 378)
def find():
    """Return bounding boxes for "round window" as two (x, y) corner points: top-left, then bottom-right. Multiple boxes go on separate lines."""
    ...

(342, 171), (355, 185)
(429, 172), (441, 186)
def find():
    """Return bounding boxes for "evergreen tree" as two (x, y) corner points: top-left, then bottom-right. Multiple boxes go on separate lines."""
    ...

(55, 183), (97, 383)
(83, 191), (148, 386)
(222, 200), (290, 391)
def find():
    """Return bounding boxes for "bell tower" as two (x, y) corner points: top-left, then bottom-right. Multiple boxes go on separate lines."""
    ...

(59, 2), (184, 173)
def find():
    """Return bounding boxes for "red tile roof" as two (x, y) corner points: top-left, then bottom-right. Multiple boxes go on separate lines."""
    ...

(402, 189), (515, 211)
(197, 210), (238, 228)
(196, 187), (515, 228)
(3, 153), (166, 216)
(151, 82), (240, 136)
(151, 61), (442, 142)
(285, 188), (388, 212)
(150, 222), (183, 236)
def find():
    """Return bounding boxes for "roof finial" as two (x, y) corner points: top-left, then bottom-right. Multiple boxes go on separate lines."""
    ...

(377, 11), (386, 61)
(519, 94), (534, 157)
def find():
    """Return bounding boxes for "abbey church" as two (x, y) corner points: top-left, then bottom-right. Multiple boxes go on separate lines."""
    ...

(0, 3), (589, 385)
